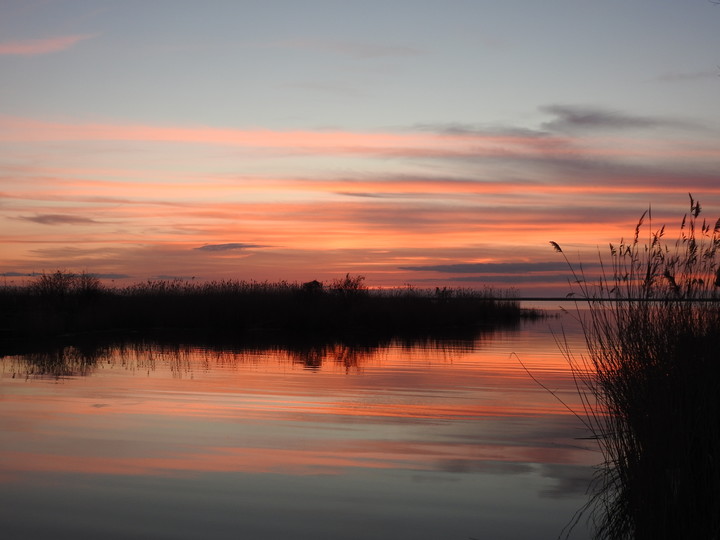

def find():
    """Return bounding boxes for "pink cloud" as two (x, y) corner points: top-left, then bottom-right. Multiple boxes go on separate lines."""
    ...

(1, 116), (716, 165)
(0, 34), (96, 56)
(0, 116), (577, 159)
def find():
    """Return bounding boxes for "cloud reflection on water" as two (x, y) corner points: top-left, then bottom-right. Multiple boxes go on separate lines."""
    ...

(0, 317), (594, 538)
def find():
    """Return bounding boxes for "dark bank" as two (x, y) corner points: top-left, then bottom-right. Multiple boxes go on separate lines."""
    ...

(0, 272), (537, 354)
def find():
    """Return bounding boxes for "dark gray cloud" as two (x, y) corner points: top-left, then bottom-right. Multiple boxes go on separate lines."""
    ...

(19, 213), (98, 225)
(412, 122), (548, 139)
(390, 124), (717, 191)
(447, 274), (577, 284)
(540, 104), (698, 133)
(194, 242), (267, 252)
(654, 70), (718, 83)
(322, 198), (642, 234)
(0, 271), (129, 279)
(336, 191), (388, 198)
(336, 191), (436, 199)
(400, 262), (570, 274)
(400, 261), (604, 285)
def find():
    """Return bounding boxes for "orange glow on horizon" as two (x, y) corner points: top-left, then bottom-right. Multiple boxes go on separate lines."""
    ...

(2, 115), (719, 291)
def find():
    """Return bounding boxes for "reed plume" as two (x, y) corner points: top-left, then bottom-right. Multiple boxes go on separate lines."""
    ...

(554, 195), (720, 539)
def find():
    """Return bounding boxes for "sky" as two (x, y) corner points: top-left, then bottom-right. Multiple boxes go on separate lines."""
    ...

(1, 0), (719, 295)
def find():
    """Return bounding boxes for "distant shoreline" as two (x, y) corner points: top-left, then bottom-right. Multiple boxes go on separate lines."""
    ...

(0, 272), (542, 354)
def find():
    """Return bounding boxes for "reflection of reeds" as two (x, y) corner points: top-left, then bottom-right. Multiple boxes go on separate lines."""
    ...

(7, 343), (113, 379)
(0, 273), (526, 347)
(554, 196), (720, 539)
(3, 335), (480, 380)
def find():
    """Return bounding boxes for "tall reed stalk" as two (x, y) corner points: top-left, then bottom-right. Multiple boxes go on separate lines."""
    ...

(553, 196), (720, 539)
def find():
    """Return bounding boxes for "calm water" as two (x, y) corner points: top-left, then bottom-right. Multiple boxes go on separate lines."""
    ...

(0, 308), (597, 539)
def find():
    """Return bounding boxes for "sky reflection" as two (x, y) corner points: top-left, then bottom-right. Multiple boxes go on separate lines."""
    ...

(0, 316), (594, 539)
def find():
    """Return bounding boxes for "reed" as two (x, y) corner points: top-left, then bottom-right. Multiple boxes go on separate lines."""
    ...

(0, 273), (526, 349)
(553, 195), (720, 539)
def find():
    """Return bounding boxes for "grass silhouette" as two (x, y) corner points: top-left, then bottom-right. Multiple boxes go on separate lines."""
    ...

(553, 195), (720, 539)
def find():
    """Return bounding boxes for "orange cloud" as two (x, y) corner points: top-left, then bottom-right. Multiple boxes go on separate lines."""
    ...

(0, 115), (562, 155)
(0, 34), (96, 56)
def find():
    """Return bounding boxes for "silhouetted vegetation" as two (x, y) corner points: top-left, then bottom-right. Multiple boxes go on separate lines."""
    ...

(554, 196), (720, 539)
(0, 272), (528, 353)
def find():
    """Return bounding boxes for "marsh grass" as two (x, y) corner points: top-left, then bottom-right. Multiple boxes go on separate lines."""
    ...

(0, 273), (524, 350)
(553, 196), (720, 539)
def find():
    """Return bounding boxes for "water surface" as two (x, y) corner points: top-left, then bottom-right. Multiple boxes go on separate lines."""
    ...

(0, 310), (596, 539)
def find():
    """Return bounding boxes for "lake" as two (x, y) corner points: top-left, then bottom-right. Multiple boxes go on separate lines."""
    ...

(0, 306), (598, 539)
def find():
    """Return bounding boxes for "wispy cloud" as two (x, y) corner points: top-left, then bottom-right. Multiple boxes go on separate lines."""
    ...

(194, 243), (267, 252)
(336, 192), (400, 199)
(446, 274), (573, 284)
(282, 81), (368, 98)
(3, 271), (133, 279)
(18, 213), (98, 225)
(0, 34), (96, 56)
(399, 262), (571, 274)
(654, 70), (718, 83)
(0, 116), (478, 155)
(2, 115), (715, 164)
(399, 260), (604, 287)
(413, 122), (548, 139)
(273, 39), (424, 59)
(540, 104), (699, 133)
(92, 273), (131, 279)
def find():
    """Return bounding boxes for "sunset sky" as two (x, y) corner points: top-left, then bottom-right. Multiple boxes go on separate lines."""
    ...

(2, 1), (719, 294)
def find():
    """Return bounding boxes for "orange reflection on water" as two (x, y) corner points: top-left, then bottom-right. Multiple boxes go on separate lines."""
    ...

(0, 319), (596, 481)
